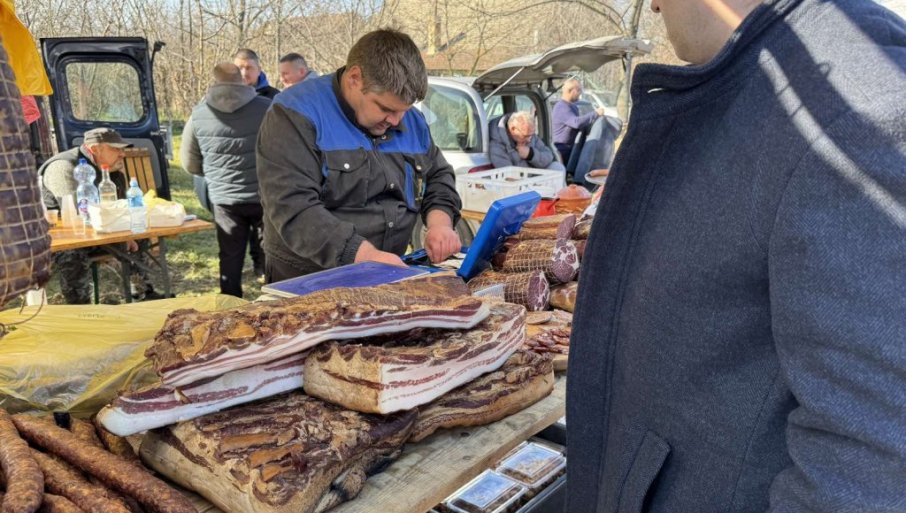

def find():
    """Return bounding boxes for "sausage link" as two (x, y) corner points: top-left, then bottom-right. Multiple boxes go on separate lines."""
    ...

(12, 416), (195, 513)
(38, 495), (86, 513)
(68, 419), (104, 449)
(69, 420), (145, 513)
(31, 450), (131, 513)
(91, 420), (143, 468)
(0, 410), (44, 513)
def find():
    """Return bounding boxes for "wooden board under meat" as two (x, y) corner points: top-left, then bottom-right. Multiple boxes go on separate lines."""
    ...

(167, 377), (566, 513)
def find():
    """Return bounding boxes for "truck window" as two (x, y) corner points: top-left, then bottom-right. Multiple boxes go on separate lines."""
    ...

(65, 61), (145, 123)
(419, 84), (480, 153)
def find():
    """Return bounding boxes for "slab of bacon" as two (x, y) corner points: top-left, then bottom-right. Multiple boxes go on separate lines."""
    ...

(303, 302), (526, 414)
(146, 275), (490, 387)
(97, 352), (307, 436)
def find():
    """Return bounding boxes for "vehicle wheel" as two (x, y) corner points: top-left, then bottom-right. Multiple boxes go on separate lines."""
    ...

(410, 217), (475, 251)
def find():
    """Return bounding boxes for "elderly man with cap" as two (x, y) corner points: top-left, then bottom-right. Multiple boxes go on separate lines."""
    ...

(39, 128), (162, 303)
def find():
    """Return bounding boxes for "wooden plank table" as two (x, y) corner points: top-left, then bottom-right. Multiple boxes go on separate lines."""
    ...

(49, 219), (212, 252)
(460, 209), (487, 222)
(48, 219), (213, 301)
(184, 376), (566, 513)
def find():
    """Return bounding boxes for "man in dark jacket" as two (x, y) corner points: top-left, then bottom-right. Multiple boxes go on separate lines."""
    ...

(257, 29), (462, 282)
(488, 111), (564, 171)
(233, 48), (279, 99)
(232, 48), (276, 278)
(552, 78), (604, 165)
(567, 1), (906, 513)
(181, 63), (271, 297)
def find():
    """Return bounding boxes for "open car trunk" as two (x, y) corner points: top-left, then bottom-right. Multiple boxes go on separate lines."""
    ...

(473, 36), (653, 94)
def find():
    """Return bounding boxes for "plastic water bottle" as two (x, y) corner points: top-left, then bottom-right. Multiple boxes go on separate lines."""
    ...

(126, 178), (147, 234)
(74, 158), (99, 227)
(98, 165), (118, 206)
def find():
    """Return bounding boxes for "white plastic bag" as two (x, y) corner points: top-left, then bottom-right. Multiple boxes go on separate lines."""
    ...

(148, 202), (186, 227)
(144, 191), (187, 228)
(88, 200), (131, 233)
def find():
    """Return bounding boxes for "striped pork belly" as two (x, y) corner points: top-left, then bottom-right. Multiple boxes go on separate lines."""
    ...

(97, 352), (307, 436)
(146, 275), (490, 387)
(303, 302), (526, 414)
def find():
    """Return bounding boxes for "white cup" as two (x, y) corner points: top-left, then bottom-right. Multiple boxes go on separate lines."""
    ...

(45, 209), (59, 226)
(60, 194), (79, 228)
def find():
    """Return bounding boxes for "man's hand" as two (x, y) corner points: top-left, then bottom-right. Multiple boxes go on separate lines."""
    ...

(425, 225), (461, 263)
(424, 210), (461, 263)
(588, 168), (609, 177)
(516, 143), (531, 160)
(595, 106), (606, 117)
(126, 240), (139, 252)
(354, 240), (406, 267)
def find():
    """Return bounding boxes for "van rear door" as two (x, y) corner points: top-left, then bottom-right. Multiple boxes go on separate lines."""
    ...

(40, 37), (171, 198)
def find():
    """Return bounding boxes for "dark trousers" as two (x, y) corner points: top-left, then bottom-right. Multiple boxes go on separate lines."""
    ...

(264, 254), (304, 285)
(248, 224), (264, 274)
(555, 142), (573, 170)
(213, 202), (263, 298)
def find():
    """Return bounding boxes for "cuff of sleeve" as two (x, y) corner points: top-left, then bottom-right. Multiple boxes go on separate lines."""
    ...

(424, 206), (460, 228)
(339, 234), (366, 266)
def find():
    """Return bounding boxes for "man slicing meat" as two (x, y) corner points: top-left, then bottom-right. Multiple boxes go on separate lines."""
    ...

(256, 29), (462, 281)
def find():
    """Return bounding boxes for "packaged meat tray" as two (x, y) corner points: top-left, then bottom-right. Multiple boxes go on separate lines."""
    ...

(495, 442), (566, 491)
(443, 470), (527, 513)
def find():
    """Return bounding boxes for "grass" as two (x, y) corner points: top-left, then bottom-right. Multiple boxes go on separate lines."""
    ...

(16, 132), (263, 308)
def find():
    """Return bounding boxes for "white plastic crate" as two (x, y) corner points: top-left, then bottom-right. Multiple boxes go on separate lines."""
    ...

(457, 166), (566, 213)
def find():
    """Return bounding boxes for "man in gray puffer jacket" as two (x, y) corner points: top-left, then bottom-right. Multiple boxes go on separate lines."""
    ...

(181, 63), (271, 297)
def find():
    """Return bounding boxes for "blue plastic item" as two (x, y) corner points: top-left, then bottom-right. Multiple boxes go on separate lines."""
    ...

(456, 191), (541, 280)
(261, 261), (429, 298)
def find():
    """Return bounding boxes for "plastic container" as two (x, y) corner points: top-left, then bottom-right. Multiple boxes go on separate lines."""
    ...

(443, 470), (527, 513)
(495, 442), (566, 492)
(74, 158), (99, 227)
(126, 178), (147, 234)
(457, 166), (565, 213)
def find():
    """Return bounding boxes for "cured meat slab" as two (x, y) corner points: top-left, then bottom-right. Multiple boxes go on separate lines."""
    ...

(512, 214), (576, 241)
(303, 303), (526, 414)
(409, 351), (555, 442)
(97, 352), (307, 436)
(467, 270), (549, 311)
(140, 392), (416, 513)
(147, 275), (489, 387)
(497, 239), (579, 284)
(549, 282), (578, 312)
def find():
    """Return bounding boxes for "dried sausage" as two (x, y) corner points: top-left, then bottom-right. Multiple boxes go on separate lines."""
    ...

(39, 495), (86, 513)
(31, 450), (129, 513)
(12, 416), (195, 513)
(0, 410), (44, 513)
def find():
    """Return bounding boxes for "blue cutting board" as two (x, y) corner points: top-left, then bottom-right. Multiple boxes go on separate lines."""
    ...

(261, 262), (429, 298)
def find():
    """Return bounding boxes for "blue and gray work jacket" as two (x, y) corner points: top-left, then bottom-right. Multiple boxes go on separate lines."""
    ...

(256, 68), (461, 277)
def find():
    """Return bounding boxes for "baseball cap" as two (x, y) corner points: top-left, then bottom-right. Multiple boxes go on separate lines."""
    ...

(83, 128), (133, 148)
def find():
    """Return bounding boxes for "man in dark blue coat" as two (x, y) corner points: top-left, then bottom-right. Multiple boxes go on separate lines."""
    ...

(567, 1), (906, 512)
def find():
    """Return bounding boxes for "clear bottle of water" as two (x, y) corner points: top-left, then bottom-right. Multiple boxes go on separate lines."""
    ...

(74, 158), (99, 228)
(98, 165), (118, 206)
(126, 178), (147, 234)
